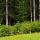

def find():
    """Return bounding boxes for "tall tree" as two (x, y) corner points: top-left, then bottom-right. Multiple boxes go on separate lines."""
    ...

(39, 0), (40, 20)
(6, 0), (8, 26)
(30, 0), (32, 22)
(33, 0), (36, 21)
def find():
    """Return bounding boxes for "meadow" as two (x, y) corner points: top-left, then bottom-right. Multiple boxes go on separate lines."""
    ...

(0, 33), (40, 40)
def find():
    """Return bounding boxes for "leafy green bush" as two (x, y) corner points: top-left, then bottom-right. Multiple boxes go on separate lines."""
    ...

(0, 21), (40, 37)
(31, 21), (40, 32)
(14, 22), (31, 34)
(0, 25), (9, 37)
(18, 22), (31, 33)
(15, 21), (40, 33)
(0, 25), (17, 37)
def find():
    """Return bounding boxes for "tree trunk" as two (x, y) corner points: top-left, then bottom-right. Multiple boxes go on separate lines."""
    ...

(33, 0), (36, 21)
(30, 0), (32, 22)
(39, 0), (40, 21)
(6, 0), (8, 26)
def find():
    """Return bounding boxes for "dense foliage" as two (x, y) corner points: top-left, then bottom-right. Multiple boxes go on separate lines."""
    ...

(0, 0), (30, 25)
(0, 21), (40, 37)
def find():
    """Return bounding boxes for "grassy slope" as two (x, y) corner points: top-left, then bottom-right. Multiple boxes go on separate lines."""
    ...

(0, 33), (40, 40)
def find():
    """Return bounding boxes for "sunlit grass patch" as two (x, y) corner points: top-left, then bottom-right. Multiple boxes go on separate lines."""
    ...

(0, 33), (40, 40)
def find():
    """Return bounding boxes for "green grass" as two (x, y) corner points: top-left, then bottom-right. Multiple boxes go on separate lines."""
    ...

(0, 33), (40, 40)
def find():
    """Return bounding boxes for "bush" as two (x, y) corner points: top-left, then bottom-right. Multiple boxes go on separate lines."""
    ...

(15, 21), (40, 33)
(0, 25), (9, 37)
(14, 22), (31, 34)
(0, 25), (17, 37)
(18, 22), (31, 33)
(0, 21), (40, 37)
(31, 21), (40, 32)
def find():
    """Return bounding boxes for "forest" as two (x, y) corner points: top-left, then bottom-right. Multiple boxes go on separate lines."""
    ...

(0, 0), (39, 26)
(0, 0), (40, 40)
(0, 0), (30, 25)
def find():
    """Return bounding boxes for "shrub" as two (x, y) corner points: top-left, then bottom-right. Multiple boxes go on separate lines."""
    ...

(31, 21), (40, 32)
(14, 22), (31, 34)
(18, 22), (31, 33)
(0, 25), (9, 37)
(0, 21), (40, 37)
(0, 25), (17, 37)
